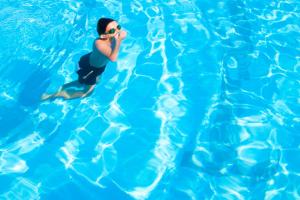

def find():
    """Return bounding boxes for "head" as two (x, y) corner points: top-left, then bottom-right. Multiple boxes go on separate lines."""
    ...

(97, 18), (121, 39)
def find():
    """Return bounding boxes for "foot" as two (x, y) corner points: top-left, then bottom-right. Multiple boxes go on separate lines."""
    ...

(41, 94), (54, 101)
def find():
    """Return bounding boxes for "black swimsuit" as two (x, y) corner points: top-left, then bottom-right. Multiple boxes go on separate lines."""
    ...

(77, 53), (106, 85)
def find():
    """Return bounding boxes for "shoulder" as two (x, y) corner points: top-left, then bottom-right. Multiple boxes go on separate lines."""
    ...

(95, 39), (109, 46)
(95, 39), (110, 50)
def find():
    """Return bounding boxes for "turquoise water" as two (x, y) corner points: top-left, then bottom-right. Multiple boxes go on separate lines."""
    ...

(0, 0), (299, 199)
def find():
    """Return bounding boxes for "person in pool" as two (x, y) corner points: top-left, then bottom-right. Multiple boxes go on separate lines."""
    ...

(41, 18), (127, 100)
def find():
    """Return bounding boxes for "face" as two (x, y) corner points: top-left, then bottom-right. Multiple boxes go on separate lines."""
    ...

(105, 21), (120, 38)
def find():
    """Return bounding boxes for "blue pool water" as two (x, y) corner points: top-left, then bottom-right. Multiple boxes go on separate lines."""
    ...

(0, 0), (299, 199)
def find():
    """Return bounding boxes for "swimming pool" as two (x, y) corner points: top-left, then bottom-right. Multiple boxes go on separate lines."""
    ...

(0, 0), (299, 199)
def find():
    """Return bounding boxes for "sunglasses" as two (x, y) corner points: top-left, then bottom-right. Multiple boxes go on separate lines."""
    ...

(105, 25), (121, 34)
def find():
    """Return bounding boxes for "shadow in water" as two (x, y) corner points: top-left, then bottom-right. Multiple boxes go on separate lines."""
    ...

(0, 59), (51, 140)
(18, 67), (51, 108)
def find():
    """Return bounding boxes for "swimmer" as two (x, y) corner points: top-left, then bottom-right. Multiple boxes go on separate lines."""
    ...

(41, 18), (127, 100)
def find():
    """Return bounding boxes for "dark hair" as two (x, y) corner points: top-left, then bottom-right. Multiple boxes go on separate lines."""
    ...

(97, 18), (114, 35)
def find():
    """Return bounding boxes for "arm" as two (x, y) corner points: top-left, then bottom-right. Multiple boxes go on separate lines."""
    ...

(109, 40), (121, 62)
(95, 31), (127, 62)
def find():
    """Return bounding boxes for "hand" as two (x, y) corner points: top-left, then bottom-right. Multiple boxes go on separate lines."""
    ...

(114, 30), (127, 41)
(119, 30), (127, 40)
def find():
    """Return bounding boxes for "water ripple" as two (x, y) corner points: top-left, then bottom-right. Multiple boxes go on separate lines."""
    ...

(0, 0), (299, 199)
